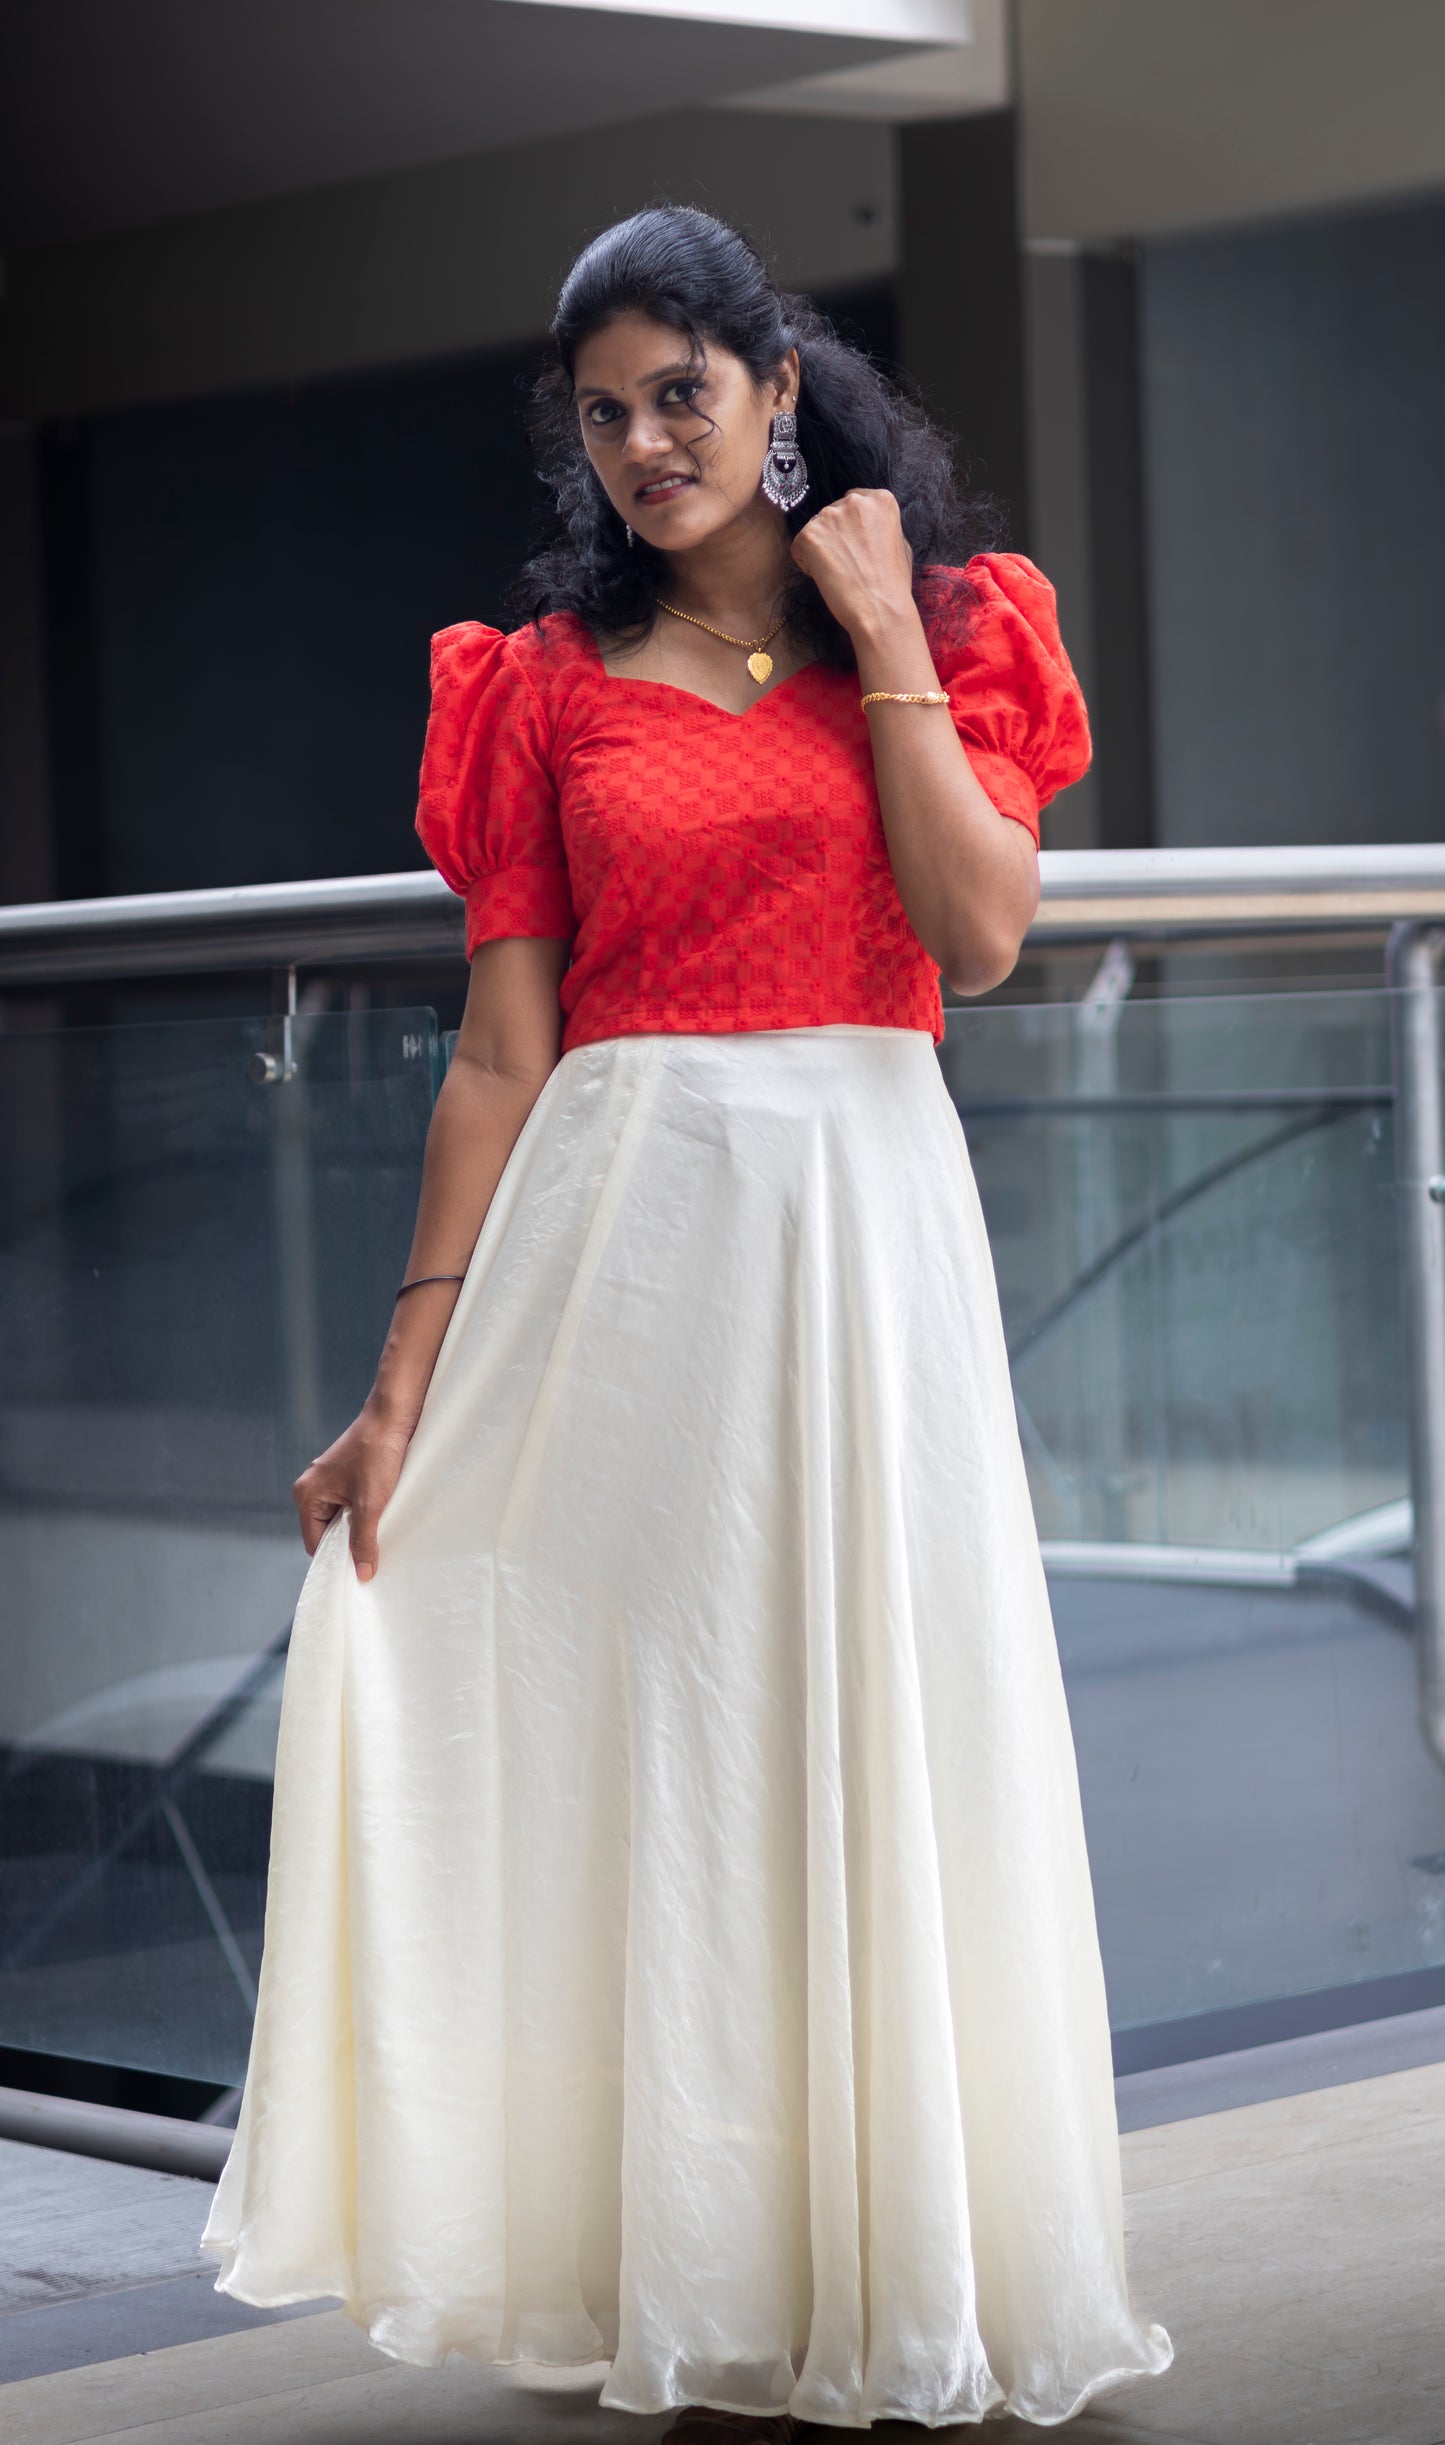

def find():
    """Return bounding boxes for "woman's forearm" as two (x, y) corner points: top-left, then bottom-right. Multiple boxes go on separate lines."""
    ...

(852, 599), (1040, 995)
(294, 938), (569, 1574)
(366, 1049), (556, 1430)
(790, 498), (1040, 996)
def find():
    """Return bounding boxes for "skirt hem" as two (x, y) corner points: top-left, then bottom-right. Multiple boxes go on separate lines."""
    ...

(204, 2247), (1174, 2431)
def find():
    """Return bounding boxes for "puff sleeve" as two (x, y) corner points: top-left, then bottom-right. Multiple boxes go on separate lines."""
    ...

(414, 623), (575, 955)
(932, 553), (1091, 842)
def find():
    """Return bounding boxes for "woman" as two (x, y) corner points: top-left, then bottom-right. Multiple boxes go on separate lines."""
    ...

(203, 206), (1172, 2434)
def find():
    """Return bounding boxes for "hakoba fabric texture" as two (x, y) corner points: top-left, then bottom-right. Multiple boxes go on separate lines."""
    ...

(413, 553), (1090, 1051)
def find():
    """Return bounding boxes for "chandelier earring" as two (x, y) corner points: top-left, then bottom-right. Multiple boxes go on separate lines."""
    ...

(760, 405), (809, 513)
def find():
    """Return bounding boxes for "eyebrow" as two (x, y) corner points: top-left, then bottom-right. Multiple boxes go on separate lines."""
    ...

(575, 361), (697, 401)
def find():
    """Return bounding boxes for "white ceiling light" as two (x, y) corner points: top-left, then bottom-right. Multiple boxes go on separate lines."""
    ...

(714, 0), (1006, 119)
(514, 0), (973, 36)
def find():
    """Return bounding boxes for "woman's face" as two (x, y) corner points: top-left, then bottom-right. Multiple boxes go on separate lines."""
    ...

(573, 310), (798, 556)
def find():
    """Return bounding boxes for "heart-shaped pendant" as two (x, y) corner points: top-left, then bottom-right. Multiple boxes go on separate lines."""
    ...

(747, 650), (773, 684)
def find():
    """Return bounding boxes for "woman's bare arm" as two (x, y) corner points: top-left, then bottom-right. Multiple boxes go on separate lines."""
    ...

(294, 934), (570, 1578)
(851, 609), (1040, 995)
(791, 491), (1040, 995)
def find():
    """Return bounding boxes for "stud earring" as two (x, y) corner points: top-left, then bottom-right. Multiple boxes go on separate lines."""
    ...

(760, 407), (809, 512)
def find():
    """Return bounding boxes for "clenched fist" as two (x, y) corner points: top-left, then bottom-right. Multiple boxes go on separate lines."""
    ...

(789, 488), (916, 638)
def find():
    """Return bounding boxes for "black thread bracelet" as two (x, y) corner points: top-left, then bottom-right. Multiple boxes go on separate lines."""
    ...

(395, 1273), (466, 1299)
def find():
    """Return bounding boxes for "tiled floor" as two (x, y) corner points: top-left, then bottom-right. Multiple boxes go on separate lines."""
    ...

(4, 2056), (1445, 2444)
(0, 2136), (330, 2383)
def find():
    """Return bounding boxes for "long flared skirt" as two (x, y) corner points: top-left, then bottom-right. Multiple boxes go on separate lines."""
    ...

(201, 1024), (1172, 2428)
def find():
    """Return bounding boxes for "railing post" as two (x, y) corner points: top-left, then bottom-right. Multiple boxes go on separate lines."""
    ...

(1388, 921), (1445, 1767)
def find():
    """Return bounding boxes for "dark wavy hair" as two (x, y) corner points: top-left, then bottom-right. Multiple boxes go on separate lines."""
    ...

(510, 204), (1004, 668)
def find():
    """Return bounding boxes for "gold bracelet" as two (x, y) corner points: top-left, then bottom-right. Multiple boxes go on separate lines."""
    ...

(860, 689), (950, 707)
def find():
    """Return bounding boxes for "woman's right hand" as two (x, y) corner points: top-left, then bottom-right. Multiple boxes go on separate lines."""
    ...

(293, 1399), (419, 1581)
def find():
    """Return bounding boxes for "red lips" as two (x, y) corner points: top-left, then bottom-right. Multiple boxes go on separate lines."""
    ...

(633, 473), (697, 503)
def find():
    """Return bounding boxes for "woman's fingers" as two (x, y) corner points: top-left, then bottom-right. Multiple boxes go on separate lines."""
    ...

(348, 1501), (381, 1584)
(789, 489), (913, 631)
(292, 1434), (407, 1576)
(292, 1467), (338, 1556)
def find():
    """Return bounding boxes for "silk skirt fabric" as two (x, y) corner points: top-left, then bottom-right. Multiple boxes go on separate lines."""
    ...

(201, 1024), (1172, 2427)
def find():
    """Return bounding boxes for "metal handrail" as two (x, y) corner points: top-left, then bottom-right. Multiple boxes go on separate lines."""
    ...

(1388, 923), (1445, 1768)
(1028, 842), (1445, 937)
(6, 843), (1445, 983)
(0, 2084), (229, 2181)
(0, 870), (462, 983)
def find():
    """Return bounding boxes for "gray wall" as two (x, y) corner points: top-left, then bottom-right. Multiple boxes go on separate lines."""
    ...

(1019, 0), (1445, 242)
(0, 101), (901, 900)
(37, 277), (897, 900)
(1141, 195), (1445, 850)
(54, 348), (542, 895)
(0, 108), (895, 419)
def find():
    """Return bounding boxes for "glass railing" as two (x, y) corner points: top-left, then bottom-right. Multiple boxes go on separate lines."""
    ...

(1, 979), (1442, 2094)
(945, 985), (1441, 2069)
(0, 1008), (439, 2089)
(944, 987), (1404, 1553)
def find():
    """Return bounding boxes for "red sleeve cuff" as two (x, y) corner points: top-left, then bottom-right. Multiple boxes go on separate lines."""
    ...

(961, 747), (1041, 843)
(464, 864), (575, 954)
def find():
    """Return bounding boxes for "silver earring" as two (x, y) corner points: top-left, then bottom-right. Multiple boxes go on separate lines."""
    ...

(624, 523), (634, 548)
(760, 407), (809, 512)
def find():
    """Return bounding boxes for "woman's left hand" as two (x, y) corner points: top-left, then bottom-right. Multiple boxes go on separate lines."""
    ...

(789, 488), (916, 638)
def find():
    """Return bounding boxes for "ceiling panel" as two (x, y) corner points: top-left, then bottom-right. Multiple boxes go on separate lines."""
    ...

(0, 0), (924, 247)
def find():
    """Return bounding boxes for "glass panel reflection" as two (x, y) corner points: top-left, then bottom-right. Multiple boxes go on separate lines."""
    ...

(943, 986), (1442, 2065)
(3, 981), (1441, 2087)
(0, 1009), (437, 2087)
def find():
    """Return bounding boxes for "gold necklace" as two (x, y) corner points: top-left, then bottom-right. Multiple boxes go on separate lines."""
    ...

(658, 600), (787, 685)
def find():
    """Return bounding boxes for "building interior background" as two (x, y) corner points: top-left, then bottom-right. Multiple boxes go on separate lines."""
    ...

(2, 0), (1444, 2250)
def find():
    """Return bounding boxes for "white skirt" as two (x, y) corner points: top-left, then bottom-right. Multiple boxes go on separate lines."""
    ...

(202, 1024), (1172, 2429)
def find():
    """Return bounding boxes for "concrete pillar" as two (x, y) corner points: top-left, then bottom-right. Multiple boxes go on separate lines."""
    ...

(898, 111), (1031, 548)
(1023, 239), (1154, 851)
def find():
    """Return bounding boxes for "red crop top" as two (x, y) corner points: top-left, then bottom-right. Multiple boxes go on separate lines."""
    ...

(415, 551), (1089, 1053)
